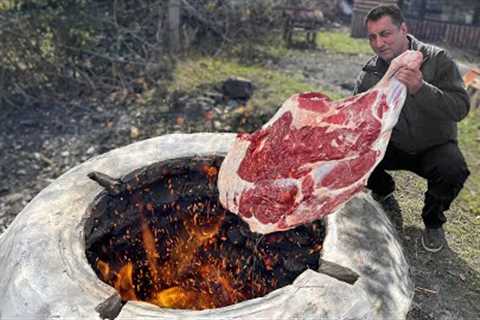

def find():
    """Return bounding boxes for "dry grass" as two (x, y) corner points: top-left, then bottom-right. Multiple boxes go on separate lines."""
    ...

(393, 108), (480, 269)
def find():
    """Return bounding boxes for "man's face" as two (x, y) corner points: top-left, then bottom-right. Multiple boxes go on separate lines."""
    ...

(367, 15), (408, 62)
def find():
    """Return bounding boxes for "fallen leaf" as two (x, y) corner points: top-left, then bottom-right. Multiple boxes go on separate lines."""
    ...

(130, 126), (140, 139)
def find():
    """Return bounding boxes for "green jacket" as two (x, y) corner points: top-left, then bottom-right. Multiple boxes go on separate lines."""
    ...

(354, 35), (470, 154)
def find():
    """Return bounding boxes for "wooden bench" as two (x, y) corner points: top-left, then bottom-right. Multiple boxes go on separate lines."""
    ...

(280, 6), (325, 47)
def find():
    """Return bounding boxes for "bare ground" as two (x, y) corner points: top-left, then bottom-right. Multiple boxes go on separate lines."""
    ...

(1, 41), (479, 319)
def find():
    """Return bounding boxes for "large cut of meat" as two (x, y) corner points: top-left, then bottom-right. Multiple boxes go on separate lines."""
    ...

(218, 50), (423, 234)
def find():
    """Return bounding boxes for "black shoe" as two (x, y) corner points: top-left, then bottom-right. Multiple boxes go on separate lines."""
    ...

(421, 227), (446, 253)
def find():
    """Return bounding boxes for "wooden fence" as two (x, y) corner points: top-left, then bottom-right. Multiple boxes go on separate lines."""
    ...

(407, 19), (480, 51)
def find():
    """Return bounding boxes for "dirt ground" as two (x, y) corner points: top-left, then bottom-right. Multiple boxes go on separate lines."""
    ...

(1, 41), (479, 319)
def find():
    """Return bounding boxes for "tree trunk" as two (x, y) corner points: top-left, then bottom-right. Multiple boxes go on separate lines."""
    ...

(168, 0), (181, 54)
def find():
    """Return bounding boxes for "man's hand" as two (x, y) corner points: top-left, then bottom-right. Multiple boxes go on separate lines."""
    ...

(395, 66), (424, 95)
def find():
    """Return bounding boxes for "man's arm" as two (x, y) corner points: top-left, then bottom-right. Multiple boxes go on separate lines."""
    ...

(413, 51), (470, 122)
(353, 71), (368, 95)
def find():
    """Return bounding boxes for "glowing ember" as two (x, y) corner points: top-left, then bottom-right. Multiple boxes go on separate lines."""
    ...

(86, 159), (325, 310)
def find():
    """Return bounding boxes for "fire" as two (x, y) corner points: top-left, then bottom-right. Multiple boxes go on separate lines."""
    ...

(150, 287), (196, 308)
(150, 287), (215, 309)
(146, 205), (227, 309)
(114, 262), (137, 301)
(168, 217), (222, 277)
(202, 164), (218, 178)
(96, 260), (110, 280)
(201, 164), (218, 185)
(88, 162), (325, 311)
(96, 260), (137, 301)
(94, 198), (256, 310)
(141, 217), (160, 287)
(98, 199), (240, 310)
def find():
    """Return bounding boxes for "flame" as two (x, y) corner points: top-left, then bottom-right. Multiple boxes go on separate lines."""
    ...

(201, 164), (218, 177)
(141, 217), (160, 286)
(96, 203), (243, 310)
(97, 206), (232, 309)
(96, 260), (111, 280)
(201, 164), (218, 185)
(141, 196), (226, 309)
(91, 168), (323, 310)
(113, 262), (137, 300)
(163, 214), (223, 279)
(150, 287), (195, 308)
(150, 286), (218, 309)
(95, 259), (136, 300)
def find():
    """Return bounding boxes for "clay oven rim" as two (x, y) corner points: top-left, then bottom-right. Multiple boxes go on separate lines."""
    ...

(0, 133), (412, 319)
(84, 152), (330, 313)
(83, 137), (333, 315)
(0, 133), (334, 317)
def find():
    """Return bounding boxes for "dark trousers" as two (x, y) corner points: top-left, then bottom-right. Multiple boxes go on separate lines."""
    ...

(367, 142), (470, 228)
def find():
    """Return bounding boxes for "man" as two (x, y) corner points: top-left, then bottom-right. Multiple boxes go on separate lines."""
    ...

(354, 5), (470, 252)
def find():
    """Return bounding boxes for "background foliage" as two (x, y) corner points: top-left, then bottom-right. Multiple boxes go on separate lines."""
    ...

(0, 0), (287, 107)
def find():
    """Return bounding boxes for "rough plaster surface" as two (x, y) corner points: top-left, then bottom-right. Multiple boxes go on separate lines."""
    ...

(0, 133), (413, 319)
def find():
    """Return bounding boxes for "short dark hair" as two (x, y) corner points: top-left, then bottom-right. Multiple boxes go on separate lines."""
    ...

(365, 5), (405, 27)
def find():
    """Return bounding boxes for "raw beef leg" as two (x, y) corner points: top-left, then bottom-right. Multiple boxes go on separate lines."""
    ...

(218, 50), (423, 234)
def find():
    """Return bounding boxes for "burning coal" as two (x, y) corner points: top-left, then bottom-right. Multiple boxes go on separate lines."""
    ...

(85, 157), (325, 310)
